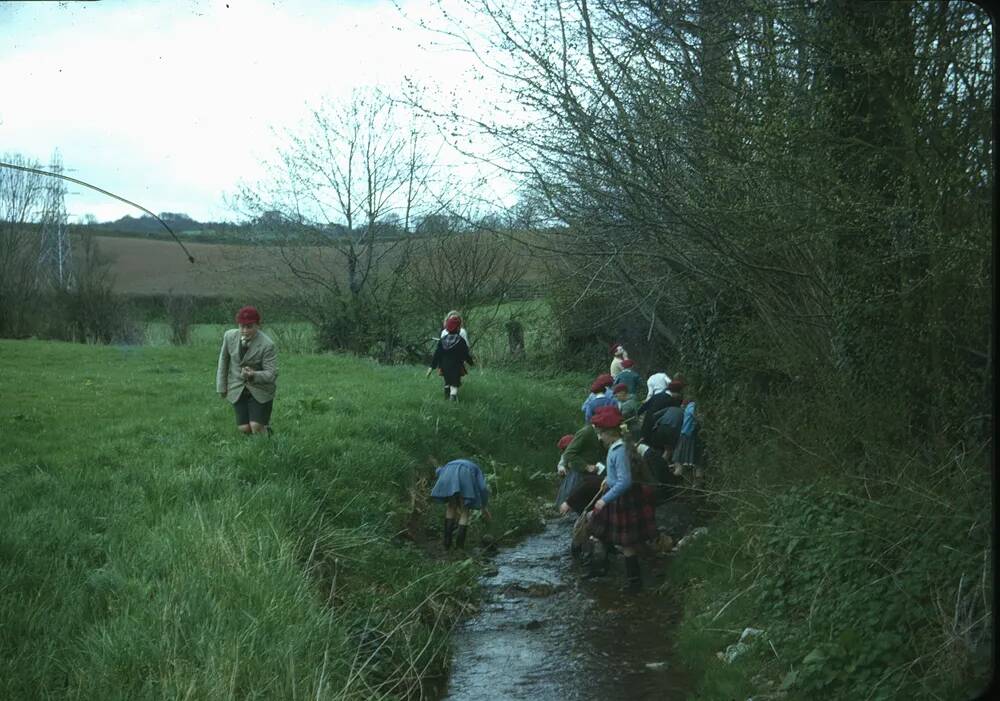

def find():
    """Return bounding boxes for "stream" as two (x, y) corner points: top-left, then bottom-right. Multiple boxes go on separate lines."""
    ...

(437, 497), (698, 700)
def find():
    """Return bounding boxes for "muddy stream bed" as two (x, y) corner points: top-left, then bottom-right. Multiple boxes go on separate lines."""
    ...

(435, 498), (699, 700)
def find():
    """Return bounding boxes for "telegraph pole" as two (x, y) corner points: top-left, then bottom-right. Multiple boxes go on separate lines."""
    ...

(37, 149), (74, 290)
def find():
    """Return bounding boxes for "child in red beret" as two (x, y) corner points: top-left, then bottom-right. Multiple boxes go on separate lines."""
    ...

(609, 343), (629, 377)
(586, 405), (657, 590)
(427, 316), (475, 401)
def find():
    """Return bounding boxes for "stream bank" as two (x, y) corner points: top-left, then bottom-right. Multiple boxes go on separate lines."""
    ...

(436, 492), (702, 700)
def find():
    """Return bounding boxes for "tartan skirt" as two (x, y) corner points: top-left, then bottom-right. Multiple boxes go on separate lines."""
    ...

(588, 483), (657, 546)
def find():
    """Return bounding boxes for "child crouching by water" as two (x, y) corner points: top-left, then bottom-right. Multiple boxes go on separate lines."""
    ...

(587, 404), (657, 592)
(431, 458), (491, 549)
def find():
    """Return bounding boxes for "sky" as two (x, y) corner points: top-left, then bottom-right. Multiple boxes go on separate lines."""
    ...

(0, 0), (512, 224)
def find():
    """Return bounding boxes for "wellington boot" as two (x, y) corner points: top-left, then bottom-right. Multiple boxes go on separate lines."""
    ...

(443, 518), (456, 549)
(583, 542), (609, 579)
(455, 524), (468, 548)
(444, 386), (451, 400)
(624, 555), (642, 593)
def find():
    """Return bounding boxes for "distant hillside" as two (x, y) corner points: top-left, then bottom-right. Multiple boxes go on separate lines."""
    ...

(79, 214), (245, 244)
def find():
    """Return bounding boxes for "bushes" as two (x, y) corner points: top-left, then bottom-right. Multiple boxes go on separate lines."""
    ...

(667, 432), (992, 701)
(162, 292), (195, 345)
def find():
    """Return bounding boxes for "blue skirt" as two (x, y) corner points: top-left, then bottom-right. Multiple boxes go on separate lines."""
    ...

(431, 459), (489, 509)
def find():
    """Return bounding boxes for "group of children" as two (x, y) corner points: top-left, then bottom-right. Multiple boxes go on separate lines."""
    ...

(427, 333), (703, 594)
(550, 342), (703, 591)
(216, 306), (699, 593)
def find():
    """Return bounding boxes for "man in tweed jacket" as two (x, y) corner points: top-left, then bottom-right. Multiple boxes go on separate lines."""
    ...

(216, 306), (278, 435)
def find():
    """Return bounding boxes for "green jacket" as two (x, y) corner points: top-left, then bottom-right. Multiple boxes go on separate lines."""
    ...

(619, 397), (640, 420)
(562, 424), (605, 474)
(216, 328), (278, 403)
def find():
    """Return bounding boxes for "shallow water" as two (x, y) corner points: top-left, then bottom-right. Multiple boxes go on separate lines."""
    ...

(438, 515), (691, 701)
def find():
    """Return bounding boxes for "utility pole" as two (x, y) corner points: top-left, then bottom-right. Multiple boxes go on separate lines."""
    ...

(37, 149), (74, 290)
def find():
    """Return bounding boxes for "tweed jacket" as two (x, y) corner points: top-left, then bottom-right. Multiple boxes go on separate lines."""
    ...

(216, 328), (278, 403)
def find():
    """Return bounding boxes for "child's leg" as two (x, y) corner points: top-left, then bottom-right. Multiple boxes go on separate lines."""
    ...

(449, 385), (459, 401)
(455, 502), (470, 547)
(444, 383), (451, 400)
(622, 545), (641, 592)
(443, 497), (458, 548)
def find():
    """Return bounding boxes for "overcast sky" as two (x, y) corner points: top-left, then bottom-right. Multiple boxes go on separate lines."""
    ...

(0, 0), (508, 223)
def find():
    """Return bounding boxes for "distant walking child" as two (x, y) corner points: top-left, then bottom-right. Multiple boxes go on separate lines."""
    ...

(431, 459), (491, 549)
(427, 315), (475, 401)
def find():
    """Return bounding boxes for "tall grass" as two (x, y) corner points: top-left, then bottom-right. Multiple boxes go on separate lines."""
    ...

(0, 339), (582, 699)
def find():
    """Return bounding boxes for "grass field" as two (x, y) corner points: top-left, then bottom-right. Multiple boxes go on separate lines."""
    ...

(141, 298), (559, 368)
(94, 233), (548, 298)
(1, 339), (584, 700)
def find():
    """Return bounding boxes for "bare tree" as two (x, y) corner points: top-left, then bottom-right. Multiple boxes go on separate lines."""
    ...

(405, 224), (529, 356)
(416, 1), (991, 402)
(235, 89), (440, 355)
(0, 153), (47, 337)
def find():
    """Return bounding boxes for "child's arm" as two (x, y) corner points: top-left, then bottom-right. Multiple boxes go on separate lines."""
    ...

(597, 448), (632, 506)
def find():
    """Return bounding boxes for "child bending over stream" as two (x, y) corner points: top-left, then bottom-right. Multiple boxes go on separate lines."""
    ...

(431, 458), (491, 549)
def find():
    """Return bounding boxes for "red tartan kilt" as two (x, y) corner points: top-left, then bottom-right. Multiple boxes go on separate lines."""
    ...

(589, 484), (657, 546)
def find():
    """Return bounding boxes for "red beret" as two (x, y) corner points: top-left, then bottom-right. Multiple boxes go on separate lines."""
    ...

(621, 358), (634, 368)
(609, 342), (625, 355)
(668, 380), (685, 392)
(590, 405), (624, 428)
(557, 434), (574, 451)
(612, 383), (628, 394)
(235, 306), (260, 324)
(590, 373), (614, 393)
(445, 316), (461, 333)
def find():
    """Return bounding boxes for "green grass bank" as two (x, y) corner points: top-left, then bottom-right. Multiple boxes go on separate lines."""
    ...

(1, 339), (583, 700)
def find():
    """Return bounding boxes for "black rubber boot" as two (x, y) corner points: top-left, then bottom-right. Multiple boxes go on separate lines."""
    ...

(443, 518), (455, 549)
(444, 385), (451, 400)
(455, 524), (468, 548)
(624, 555), (642, 593)
(583, 541), (609, 578)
